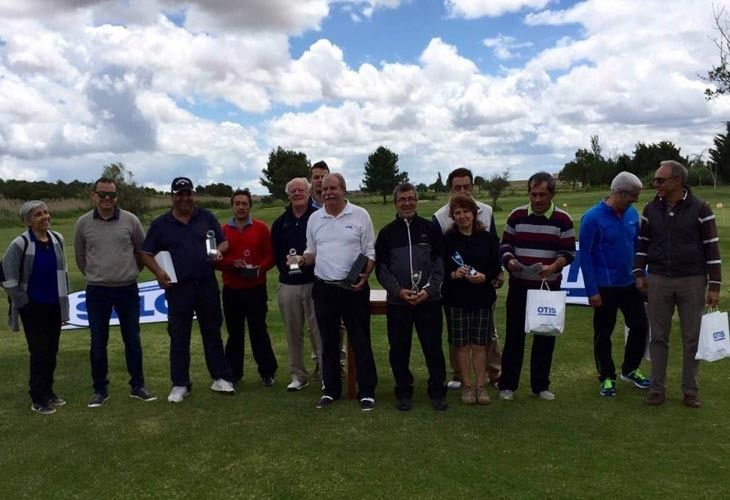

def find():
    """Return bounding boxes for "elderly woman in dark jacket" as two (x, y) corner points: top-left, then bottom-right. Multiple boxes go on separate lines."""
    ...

(2, 200), (69, 414)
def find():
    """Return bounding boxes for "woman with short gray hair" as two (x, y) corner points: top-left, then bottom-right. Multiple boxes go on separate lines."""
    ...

(1, 200), (70, 414)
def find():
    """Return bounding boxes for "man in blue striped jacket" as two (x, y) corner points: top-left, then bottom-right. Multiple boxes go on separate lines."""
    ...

(578, 172), (649, 398)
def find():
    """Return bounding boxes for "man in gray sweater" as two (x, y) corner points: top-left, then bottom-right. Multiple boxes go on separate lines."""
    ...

(74, 177), (156, 408)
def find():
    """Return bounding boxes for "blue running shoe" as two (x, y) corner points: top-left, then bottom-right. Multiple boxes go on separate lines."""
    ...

(621, 369), (650, 389)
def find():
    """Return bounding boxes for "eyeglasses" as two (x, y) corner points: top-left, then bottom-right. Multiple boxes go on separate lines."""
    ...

(96, 191), (117, 199)
(652, 176), (678, 185)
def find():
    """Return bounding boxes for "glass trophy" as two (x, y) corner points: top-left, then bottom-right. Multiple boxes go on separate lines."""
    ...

(288, 248), (302, 275)
(451, 251), (477, 277)
(205, 230), (218, 259)
(411, 270), (423, 291)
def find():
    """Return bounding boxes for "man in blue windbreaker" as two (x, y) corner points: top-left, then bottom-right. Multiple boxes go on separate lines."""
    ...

(578, 171), (650, 398)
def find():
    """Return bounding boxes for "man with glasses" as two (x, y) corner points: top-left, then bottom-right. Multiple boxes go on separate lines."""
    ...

(375, 182), (447, 411)
(432, 168), (502, 390)
(578, 172), (649, 398)
(75, 177), (156, 408)
(635, 161), (721, 408)
(141, 177), (235, 403)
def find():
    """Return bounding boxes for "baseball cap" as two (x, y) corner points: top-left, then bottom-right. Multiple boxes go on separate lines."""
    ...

(171, 177), (193, 194)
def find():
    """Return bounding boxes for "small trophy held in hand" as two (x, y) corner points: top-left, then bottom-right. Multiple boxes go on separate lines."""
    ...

(411, 270), (423, 291)
(451, 251), (477, 277)
(205, 230), (218, 259)
(288, 248), (302, 275)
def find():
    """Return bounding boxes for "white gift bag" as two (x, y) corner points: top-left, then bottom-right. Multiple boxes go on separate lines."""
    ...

(695, 309), (730, 362)
(525, 281), (567, 336)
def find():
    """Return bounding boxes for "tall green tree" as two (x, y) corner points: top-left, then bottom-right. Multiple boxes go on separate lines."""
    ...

(631, 141), (686, 179)
(709, 121), (730, 184)
(260, 147), (310, 200)
(361, 146), (408, 203)
(430, 172), (446, 193)
(483, 170), (510, 210)
(101, 162), (151, 222)
(705, 5), (730, 99)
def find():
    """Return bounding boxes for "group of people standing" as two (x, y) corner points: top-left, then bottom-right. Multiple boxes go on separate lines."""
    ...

(1, 159), (720, 414)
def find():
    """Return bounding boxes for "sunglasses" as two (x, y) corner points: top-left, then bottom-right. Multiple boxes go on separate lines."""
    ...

(652, 176), (677, 185)
(96, 191), (118, 199)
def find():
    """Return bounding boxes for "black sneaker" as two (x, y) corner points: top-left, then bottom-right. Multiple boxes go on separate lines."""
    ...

(360, 397), (375, 412)
(316, 395), (335, 409)
(47, 395), (66, 407)
(261, 376), (276, 388)
(87, 393), (110, 408)
(31, 402), (56, 415)
(431, 398), (448, 411)
(130, 387), (158, 402)
(395, 399), (412, 411)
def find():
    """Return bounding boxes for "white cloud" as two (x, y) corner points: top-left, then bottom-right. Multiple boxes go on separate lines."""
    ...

(445, 0), (552, 19)
(483, 34), (533, 60)
(1, 0), (729, 193)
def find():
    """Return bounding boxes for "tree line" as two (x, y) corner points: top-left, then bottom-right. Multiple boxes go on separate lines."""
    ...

(557, 122), (730, 189)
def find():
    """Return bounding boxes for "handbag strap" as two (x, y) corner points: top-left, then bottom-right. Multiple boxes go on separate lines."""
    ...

(540, 279), (551, 291)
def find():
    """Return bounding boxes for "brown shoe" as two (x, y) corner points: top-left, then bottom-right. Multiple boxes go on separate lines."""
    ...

(683, 394), (702, 408)
(476, 387), (492, 405)
(461, 386), (476, 405)
(646, 391), (665, 406)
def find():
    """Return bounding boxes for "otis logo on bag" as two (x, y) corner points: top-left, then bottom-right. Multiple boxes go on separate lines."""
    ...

(713, 331), (727, 341)
(537, 306), (557, 316)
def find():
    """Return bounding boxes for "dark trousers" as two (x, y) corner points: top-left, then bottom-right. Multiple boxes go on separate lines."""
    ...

(593, 285), (648, 382)
(500, 283), (556, 394)
(387, 301), (446, 400)
(313, 280), (377, 400)
(165, 278), (233, 387)
(222, 285), (278, 382)
(86, 283), (145, 395)
(20, 302), (61, 405)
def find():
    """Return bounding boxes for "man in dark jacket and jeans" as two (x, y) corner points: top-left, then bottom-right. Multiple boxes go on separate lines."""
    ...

(634, 160), (721, 408)
(375, 182), (447, 411)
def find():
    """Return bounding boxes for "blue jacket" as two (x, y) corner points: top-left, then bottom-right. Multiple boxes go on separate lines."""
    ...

(578, 199), (639, 297)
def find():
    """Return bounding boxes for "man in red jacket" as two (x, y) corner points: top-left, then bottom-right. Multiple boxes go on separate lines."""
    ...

(218, 189), (278, 387)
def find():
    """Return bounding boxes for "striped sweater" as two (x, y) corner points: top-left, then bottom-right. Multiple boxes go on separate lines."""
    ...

(500, 204), (576, 288)
(633, 189), (721, 291)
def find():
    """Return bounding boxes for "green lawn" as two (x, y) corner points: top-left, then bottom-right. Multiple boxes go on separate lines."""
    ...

(1, 187), (729, 499)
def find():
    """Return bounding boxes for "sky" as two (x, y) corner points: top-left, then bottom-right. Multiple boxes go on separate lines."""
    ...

(1, 0), (729, 194)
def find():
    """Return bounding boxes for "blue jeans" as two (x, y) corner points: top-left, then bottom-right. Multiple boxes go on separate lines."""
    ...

(87, 283), (145, 395)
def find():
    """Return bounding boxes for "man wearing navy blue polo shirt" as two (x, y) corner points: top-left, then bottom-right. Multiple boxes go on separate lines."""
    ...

(141, 177), (235, 403)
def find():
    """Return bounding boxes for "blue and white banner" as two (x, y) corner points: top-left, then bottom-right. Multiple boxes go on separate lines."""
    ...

(62, 244), (589, 330)
(561, 242), (588, 306)
(64, 280), (168, 330)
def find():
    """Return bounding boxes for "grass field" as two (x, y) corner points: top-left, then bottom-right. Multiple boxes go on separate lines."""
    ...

(1, 186), (729, 499)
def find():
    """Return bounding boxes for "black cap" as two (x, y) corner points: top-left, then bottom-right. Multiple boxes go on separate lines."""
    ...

(171, 177), (193, 194)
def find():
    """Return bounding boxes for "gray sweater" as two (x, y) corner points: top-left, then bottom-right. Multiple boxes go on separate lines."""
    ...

(1, 230), (70, 331)
(74, 208), (145, 286)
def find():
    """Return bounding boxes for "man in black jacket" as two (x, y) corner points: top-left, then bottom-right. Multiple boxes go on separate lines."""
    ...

(271, 177), (321, 392)
(375, 182), (447, 411)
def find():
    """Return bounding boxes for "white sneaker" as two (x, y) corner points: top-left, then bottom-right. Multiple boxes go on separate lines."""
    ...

(287, 379), (309, 392)
(446, 379), (462, 390)
(167, 386), (189, 403)
(498, 390), (514, 401)
(536, 390), (555, 401)
(210, 379), (235, 393)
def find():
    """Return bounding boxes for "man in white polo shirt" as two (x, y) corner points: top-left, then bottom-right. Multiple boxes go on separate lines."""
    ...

(295, 173), (378, 411)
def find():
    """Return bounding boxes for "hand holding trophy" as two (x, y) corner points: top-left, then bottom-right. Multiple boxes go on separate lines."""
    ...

(287, 248), (303, 275)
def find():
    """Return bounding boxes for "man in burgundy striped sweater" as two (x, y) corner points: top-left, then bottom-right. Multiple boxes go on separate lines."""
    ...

(635, 160), (721, 408)
(499, 172), (575, 401)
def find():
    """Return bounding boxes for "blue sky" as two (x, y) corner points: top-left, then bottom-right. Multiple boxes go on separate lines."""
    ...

(0, 0), (727, 193)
